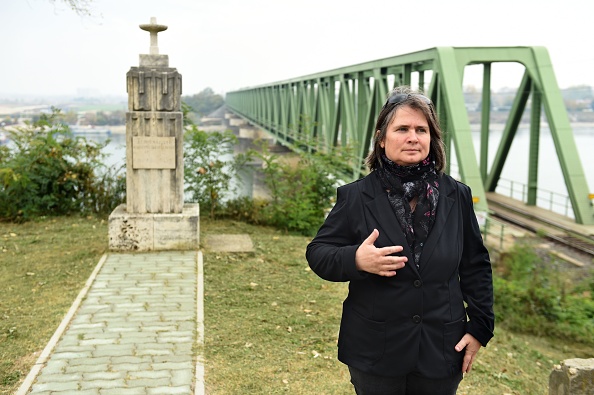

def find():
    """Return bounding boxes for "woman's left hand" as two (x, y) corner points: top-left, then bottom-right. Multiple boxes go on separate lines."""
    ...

(455, 333), (481, 373)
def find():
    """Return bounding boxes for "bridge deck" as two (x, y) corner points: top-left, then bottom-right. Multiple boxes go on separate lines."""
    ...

(486, 192), (594, 239)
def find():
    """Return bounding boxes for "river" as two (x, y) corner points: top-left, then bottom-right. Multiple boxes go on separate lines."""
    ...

(96, 124), (594, 218)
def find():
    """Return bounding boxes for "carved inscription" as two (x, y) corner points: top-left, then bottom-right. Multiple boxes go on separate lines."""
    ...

(132, 136), (176, 169)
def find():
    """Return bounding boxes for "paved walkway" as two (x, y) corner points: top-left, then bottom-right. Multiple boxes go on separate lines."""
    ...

(16, 251), (205, 395)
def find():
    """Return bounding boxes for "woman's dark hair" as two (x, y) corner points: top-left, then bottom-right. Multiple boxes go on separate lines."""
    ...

(365, 86), (446, 173)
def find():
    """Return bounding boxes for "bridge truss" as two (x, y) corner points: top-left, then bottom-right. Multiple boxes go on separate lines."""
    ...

(226, 46), (593, 224)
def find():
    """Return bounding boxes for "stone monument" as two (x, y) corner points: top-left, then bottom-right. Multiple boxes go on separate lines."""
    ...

(108, 17), (199, 251)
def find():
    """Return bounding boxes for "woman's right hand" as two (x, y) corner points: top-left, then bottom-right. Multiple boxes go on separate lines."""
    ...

(355, 229), (407, 277)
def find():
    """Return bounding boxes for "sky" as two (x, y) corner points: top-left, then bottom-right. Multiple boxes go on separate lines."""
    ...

(2, 0), (594, 100)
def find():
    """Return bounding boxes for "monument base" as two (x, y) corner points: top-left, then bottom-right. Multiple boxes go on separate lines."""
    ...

(108, 203), (199, 251)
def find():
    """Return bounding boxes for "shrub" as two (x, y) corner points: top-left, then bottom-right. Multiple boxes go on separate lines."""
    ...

(245, 139), (352, 236)
(494, 243), (594, 346)
(222, 196), (268, 224)
(0, 108), (124, 221)
(183, 124), (250, 219)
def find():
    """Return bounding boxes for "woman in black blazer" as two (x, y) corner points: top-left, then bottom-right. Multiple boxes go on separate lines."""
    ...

(306, 86), (494, 395)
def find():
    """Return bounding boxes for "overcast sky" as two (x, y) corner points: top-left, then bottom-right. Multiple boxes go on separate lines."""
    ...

(2, 0), (594, 99)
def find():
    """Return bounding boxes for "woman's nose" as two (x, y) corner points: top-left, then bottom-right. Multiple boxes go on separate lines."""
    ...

(406, 131), (418, 142)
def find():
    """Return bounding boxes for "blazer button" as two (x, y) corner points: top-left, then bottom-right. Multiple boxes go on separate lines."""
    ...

(412, 315), (421, 324)
(413, 280), (422, 288)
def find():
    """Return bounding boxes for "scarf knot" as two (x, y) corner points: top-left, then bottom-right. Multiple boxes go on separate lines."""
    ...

(376, 155), (440, 268)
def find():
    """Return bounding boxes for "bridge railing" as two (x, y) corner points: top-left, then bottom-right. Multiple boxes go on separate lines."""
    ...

(480, 215), (507, 251)
(450, 160), (574, 218)
(496, 178), (573, 218)
(226, 46), (594, 224)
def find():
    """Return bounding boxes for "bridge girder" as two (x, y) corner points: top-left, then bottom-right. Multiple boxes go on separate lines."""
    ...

(226, 46), (594, 225)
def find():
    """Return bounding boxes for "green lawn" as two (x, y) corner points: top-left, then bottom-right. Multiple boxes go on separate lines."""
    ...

(1, 216), (592, 394)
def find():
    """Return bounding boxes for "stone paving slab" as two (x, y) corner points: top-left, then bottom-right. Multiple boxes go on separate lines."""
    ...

(204, 234), (254, 253)
(16, 251), (204, 395)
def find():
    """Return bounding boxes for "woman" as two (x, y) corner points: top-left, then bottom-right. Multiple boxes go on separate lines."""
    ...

(306, 86), (494, 395)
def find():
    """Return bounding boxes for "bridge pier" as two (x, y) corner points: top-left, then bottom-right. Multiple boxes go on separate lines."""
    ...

(199, 109), (294, 201)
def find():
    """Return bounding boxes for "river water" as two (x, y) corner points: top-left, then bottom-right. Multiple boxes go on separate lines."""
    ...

(452, 124), (594, 217)
(97, 124), (593, 217)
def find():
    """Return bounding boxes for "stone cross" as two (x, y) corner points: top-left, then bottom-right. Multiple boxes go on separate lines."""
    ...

(139, 17), (167, 55)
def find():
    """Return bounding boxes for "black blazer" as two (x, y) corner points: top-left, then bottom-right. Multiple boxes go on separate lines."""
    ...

(306, 171), (494, 379)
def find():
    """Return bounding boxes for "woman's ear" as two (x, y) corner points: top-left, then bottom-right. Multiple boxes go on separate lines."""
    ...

(377, 130), (384, 148)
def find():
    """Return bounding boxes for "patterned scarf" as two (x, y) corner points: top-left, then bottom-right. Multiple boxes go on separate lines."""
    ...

(376, 155), (440, 268)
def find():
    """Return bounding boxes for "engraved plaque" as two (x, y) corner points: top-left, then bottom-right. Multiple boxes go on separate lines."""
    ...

(132, 136), (176, 169)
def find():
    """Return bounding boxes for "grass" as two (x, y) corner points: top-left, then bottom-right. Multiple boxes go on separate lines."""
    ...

(202, 219), (352, 394)
(200, 219), (594, 395)
(1, 216), (593, 394)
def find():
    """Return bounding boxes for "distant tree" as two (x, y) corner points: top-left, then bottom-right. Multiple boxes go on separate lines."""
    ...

(182, 88), (224, 119)
(80, 112), (97, 126)
(565, 99), (589, 112)
(561, 85), (593, 101)
(60, 111), (79, 125)
(463, 85), (482, 112)
(95, 111), (125, 126)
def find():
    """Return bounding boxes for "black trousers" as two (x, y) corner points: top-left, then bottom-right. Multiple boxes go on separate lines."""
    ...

(348, 366), (463, 395)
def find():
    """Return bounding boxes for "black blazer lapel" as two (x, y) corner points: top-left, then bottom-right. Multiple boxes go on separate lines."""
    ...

(360, 173), (415, 270)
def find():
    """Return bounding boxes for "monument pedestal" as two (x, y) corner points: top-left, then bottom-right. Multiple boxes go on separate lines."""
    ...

(108, 204), (199, 252)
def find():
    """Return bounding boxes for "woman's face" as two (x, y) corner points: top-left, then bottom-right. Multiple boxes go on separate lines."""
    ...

(380, 105), (431, 166)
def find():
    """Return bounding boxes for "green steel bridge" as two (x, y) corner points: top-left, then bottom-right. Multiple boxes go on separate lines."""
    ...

(225, 46), (594, 226)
